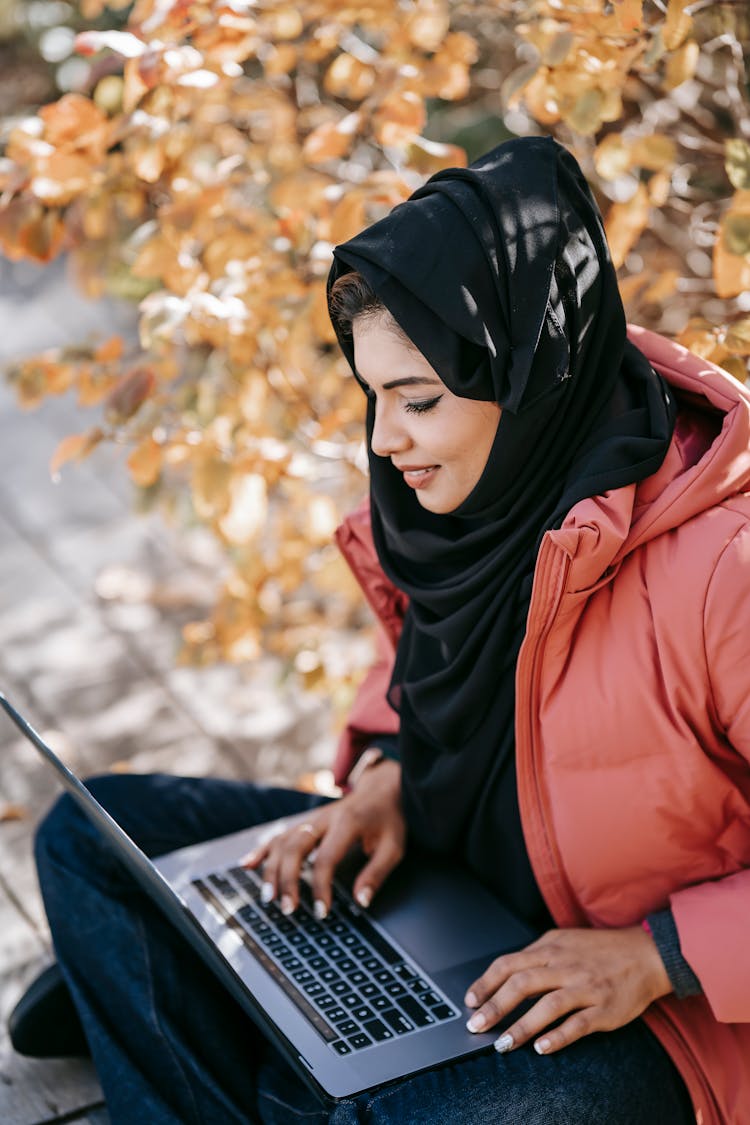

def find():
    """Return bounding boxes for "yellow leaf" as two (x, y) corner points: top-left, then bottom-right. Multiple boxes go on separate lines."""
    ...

(720, 356), (748, 382)
(726, 139), (750, 191)
(664, 40), (699, 90)
(662, 0), (692, 50)
(725, 317), (750, 355)
(218, 473), (268, 544)
(127, 435), (163, 487)
(565, 88), (605, 136)
(594, 134), (631, 180)
(643, 269), (680, 304)
(629, 134), (677, 172)
(50, 428), (104, 477)
(303, 116), (360, 164)
(323, 55), (376, 101)
(406, 2), (450, 52)
(714, 193), (750, 298)
(373, 91), (426, 148)
(605, 184), (651, 268)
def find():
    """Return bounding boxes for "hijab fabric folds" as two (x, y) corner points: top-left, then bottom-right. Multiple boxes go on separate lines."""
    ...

(327, 137), (675, 921)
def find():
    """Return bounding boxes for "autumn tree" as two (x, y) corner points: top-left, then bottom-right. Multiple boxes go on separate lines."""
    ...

(0, 0), (748, 693)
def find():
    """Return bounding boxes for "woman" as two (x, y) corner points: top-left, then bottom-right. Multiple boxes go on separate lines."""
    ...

(12, 137), (750, 1122)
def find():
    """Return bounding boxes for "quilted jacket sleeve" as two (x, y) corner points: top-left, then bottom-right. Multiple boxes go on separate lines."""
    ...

(332, 626), (399, 787)
(670, 516), (750, 1022)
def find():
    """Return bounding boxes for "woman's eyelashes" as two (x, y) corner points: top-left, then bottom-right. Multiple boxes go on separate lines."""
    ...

(403, 395), (443, 414)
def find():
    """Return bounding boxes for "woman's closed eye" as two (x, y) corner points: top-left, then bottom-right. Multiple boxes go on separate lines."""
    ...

(404, 395), (443, 414)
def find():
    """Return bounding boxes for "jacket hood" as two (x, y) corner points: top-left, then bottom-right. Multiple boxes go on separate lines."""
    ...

(551, 326), (750, 593)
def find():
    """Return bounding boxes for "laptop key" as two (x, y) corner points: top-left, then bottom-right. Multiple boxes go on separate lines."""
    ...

(304, 982), (325, 997)
(319, 968), (340, 984)
(382, 1008), (414, 1035)
(331, 980), (350, 996)
(374, 970), (395, 985)
(371, 995), (391, 1012)
(409, 978), (430, 994)
(347, 969), (368, 986)
(351, 1005), (374, 1021)
(360, 982), (379, 999)
(315, 995), (336, 1011)
(327, 946), (346, 962)
(395, 963), (417, 981)
(331, 1040), (351, 1056)
(362, 957), (382, 973)
(327, 1006), (349, 1023)
(309, 956), (327, 971)
(292, 969), (315, 984)
(432, 1004), (456, 1021)
(351, 944), (370, 959)
(340, 993), (361, 1009)
(298, 943), (317, 958)
(385, 982), (407, 998)
(348, 1032), (372, 1050)
(363, 1018), (393, 1042)
(421, 990), (442, 1007)
(398, 995), (434, 1027)
(338, 958), (357, 974)
(318, 934), (336, 948)
(337, 1019), (359, 1036)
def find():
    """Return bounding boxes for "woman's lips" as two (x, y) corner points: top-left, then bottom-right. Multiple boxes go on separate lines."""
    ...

(399, 465), (440, 489)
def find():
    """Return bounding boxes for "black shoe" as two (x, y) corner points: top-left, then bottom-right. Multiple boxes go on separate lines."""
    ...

(8, 962), (91, 1058)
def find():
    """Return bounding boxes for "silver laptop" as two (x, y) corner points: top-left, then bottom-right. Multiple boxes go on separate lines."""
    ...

(1, 691), (538, 1105)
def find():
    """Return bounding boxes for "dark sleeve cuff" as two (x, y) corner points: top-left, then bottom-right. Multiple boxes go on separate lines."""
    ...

(646, 908), (703, 999)
(368, 734), (399, 761)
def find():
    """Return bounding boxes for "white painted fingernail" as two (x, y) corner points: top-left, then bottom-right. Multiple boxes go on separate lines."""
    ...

(464, 990), (477, 1008)
(356, 887), (372, 909)
(466, 1013), (485, 1032)
(534, 1038), (551, 1055)
(494, 1033), (514, 1054)
(260, 882), (274, 904)
(280, 895), (295, 916)
(240, 850), (258, 866)
(314, 899), (328, 920)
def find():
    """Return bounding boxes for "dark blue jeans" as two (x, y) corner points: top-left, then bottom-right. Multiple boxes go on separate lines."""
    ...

(35, 774), (696, 1124)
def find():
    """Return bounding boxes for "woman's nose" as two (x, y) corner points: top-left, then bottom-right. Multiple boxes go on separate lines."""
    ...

(370, 402), (411, 458)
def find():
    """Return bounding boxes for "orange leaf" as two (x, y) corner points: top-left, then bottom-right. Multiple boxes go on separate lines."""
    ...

(664, 40), (699, 90)
(127, 435), (163, 487)
(373, 91), (426, 148)
(104, 367), (155, 425)
(50, 427), (104, 476)
(303, 115), (360, 164)
(94, 335), (124, 363)
(0, 802), (27, 822)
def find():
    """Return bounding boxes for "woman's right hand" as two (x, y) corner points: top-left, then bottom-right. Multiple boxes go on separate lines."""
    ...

(242, 758), (406, 919)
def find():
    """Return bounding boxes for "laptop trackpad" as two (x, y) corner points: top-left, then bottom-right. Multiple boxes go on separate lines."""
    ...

(338, 848), (538, 976)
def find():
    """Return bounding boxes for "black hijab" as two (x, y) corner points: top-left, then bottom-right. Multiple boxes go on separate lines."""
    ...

(327, 137), (675, 921)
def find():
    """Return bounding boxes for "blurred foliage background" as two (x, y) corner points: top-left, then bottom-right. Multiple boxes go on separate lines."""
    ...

(0, 0), (748, 702)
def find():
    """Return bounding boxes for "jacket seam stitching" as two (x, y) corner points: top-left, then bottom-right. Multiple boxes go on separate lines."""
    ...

(701, 521), (748, 727)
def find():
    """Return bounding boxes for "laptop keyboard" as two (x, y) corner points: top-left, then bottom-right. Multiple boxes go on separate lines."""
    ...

(192, 865), (459, 1056)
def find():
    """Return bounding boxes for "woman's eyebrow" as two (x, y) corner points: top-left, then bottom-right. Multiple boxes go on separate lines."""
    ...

(382, 376), (442, 390)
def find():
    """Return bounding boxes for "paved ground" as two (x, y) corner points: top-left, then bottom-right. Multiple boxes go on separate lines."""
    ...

(0, 256), (344, 1123)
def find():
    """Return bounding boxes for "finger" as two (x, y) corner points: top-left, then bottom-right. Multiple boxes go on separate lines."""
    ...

(465, 967), (567, 1033)
(352, 837), (403, 909)
(310, 819), (358, 918)
(523, 1008), (599, 1057)
(465, 948), (550, 1008)
(485, 989), (585, 1052)
(240, 840), (269, 869)
(277, 821), (324, 914)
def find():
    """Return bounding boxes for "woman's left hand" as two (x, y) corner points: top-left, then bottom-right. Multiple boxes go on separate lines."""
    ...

(464, 926), (672, 1056)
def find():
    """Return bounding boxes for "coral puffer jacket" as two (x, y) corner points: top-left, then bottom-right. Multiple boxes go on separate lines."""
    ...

(333, 328), (750, 1125)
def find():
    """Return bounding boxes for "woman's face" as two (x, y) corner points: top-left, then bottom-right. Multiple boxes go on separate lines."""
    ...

(353, 314), (501, 514)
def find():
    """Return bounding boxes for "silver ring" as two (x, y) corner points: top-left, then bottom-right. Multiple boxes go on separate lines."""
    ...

(298, 822), (316, 837)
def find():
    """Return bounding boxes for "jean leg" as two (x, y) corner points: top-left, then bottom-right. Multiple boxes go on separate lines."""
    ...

(35, 773), (329, 1125)
(254, 1018), (695, 1124)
